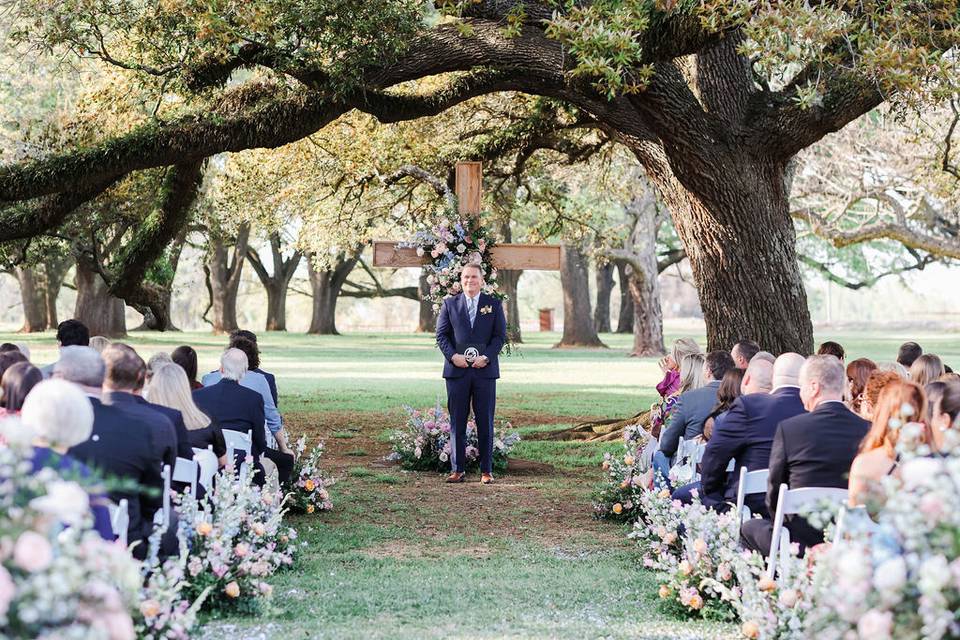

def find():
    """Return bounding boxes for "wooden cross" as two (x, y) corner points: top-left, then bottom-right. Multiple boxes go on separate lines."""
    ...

(372, 162), (562, 271)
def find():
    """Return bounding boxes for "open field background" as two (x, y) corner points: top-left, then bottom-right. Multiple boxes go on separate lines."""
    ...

(6, 328), (957, 639)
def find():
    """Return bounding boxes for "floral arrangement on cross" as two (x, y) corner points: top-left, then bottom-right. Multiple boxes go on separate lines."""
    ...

(401, 212), (503, 313)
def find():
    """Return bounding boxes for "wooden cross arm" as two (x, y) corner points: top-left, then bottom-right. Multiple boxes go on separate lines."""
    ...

(372, 241), (562, 270)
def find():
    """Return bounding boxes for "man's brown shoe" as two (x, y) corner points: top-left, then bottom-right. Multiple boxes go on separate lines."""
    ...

(446, 472), (466, 483)
(481, 473), (494, 485)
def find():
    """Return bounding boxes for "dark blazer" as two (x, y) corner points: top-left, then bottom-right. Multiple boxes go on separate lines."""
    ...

(68, 397), (166, 557)
(133, 396), (194, 461)
(766, 400), (869, 546)
(435, 292), (506, 379)
(192, 379), (266, 458)
(187, 414), (227, 458)
(658, 381), (720, 458)
(700, 387), (807, 510)
(253, 367), (279, 408)
(102, 391), (178, 470)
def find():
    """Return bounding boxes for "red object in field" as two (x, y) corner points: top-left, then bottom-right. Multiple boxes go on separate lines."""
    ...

(539, 308), (554, 332)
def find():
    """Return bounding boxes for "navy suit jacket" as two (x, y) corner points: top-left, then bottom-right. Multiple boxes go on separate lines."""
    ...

(435, 292), (506, 379)
(103, 391), (178, 470)
(192, 379), (267, 458)
(658, 381), (720, 458)
(69, 397), (166, 554)
(767, 401), (869, 547)
(133, 396), (193, 461)
(700, 387), (806, 508)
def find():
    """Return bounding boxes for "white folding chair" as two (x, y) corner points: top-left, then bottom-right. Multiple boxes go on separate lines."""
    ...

(639, 435), (658, 469)
(223, 429), (253, 478)
(153, 464), (172, 531)
(192, 446), (218, 492)
(725, 458), (736, 472)
(694, 442), (707, 464)
(108, 499), (129, 547)
(833, 504), (880, 544)
(734, 467), (769, 532)
(173, 456), (199, 496)
(767, 484), (848, 579)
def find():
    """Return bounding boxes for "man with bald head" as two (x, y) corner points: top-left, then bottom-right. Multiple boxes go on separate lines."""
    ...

(695, 353), (808, 516)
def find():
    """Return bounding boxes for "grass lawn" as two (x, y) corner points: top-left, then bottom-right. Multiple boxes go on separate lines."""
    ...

(7, 326), (958, 639)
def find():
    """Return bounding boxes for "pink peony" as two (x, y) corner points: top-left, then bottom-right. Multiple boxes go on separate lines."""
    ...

(0, 565), (13, 618)
(857, 609), (893, 640)
(95, 611), (135, 640)
(234, 543), (249, 558)
(13, 530), (53, 573)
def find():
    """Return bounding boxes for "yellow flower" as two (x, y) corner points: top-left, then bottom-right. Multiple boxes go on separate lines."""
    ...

(307, 504), (315, 514)
(305, 479), (316, 492)
(741, 620), (760, 639)
(658, 584), (672, 599)
(623, 455), (635, 466)
(757, 576), (777, 592)
(612, 503), (623, 515)
(619, 480), (629, 489)
(658, 489), (671, 499)
(688, 593), (704, 610)
(195, 522), (213, 536)
(601, 461), (611, 471)
(139, 599), (161, 618)
(224, 581), (240, 598)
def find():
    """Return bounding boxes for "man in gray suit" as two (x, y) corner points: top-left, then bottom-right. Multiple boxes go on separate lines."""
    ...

(653, 350), (736, 488)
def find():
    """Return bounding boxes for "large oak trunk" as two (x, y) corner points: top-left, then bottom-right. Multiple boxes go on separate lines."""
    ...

(307, 253), (358, 335)
(74, 261), (127, 337)
(416, 270), (436, 333)
(205, 224), (250, 334)
(246, 232), (302, 332)
(264, 282), (288, 331)
(497, 268), (523, 344)
(594, 262), (614, 333)
(555, 244), (605, 348)
(643, 159), (812, 354)
(615, 263), (634, 334)
(15, 266), (48, 332)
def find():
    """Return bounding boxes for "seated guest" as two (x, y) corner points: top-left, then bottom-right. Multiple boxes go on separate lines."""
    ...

(40, 319), (90, 378)
(13, 343), (30, 360)
(909, 354), (945, 387)
(897, 341), (923, 369)
(89, 336), (111, 353)
(654, 350), (735, 487)
(731, 340), (761, 370)
(147, 363), (227, 467)
(656, 338), (701, 399)
(924, 380), (960, 451)
(752, 351), (776, 365)
(194, 348), (268, 486)
(848, 380), (931, 506)
(696, 354), (806, 516)
(59, 347), (170, 558)
(859, 370), (901, 420)
(845, 358), (878, 414)
(146, 352), (173, 382)
(817, 341), (845, 363)
(1, 362), (43, 413)
(740, 357), (774, 394)
(0, 343), (20, 353)
(0, 350), (29, 414)
(203, 337), (293, 484)
(877, 361), (909, 379)
(22, 379), (113, 541)
(703, 367), (745, 442)
(652, 351), (705, 440)
(231, 329), (279, 407)
(741, 355), (869, 557)
(172, 345), (203, 390)
(100, 344), (179, 469)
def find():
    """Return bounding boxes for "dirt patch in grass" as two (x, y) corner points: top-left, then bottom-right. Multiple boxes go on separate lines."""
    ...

(286, 409), (625, 556)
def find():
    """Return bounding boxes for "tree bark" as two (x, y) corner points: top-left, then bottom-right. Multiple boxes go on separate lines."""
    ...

(497, 269), (523, 344)
(555, 244), (605, 348)
(14, 266), (47, 333)
(74, 259), (126, 337)
(594, 262), (614, 334)
(42, 255), (71, 329)
(615, 262), (634, 334)
(246, 232), (303, 332)
(306, 252), (359, 335)
(133, 228), (187, 331)
(205, 223), (250, 334)
(416, 270), (436, 333)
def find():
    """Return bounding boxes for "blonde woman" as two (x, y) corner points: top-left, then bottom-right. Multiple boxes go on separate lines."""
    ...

(146, 364), (227, 467)
(656, 338), (702, 398)
(909, 354), (945, 387)
(651, 352), (706, 440)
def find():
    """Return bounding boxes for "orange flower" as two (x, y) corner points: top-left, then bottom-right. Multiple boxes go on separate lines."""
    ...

(307, 504), (315, 514)
(195, 522), (213, 536)
(612, 503), (623, 515)
(305, 479), (316, 492)
(224, 582), (240, 598)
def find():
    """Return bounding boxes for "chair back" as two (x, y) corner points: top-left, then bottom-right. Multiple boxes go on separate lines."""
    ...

(833, 504), (880, 544)
(158, 464), (172, 531)
(734, 467), (769, 529)
(108, 499), (129, 547)
(192, 446), (218, 492)
(767, 484), (848, 579)
(639, 435), (658, 469)
(223, 429), (253, 477)
(173, 456), (199, 496)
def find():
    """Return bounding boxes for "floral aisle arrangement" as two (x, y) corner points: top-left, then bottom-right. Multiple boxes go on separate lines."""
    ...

(287, 435), (334, 515)
(137, 529), (210, 640)
(0, 446), (142, 639)
(401, 214), (501, 313)
(176, 466), (301, 615)
(592, 446), (653, 521)
(389, 403), (520, 473)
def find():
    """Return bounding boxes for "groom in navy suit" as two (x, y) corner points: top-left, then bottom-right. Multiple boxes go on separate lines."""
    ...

(435, 263), (507, 484)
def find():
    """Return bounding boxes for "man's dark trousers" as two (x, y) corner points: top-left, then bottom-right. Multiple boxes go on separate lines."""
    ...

(447, 369), (496, 473)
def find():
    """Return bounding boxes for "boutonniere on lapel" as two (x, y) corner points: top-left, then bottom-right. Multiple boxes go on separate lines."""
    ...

(480, 305), (493, 315)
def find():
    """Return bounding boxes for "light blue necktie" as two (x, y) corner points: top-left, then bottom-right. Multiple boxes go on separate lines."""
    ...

(468, 296), (477, 328)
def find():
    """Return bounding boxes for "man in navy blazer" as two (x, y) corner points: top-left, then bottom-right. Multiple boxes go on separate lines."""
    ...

(435, 263), (507, 484)
(698, 353), (806, 516)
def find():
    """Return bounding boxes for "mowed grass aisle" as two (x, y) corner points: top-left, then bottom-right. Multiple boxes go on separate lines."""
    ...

(9, 327), (960, 639)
